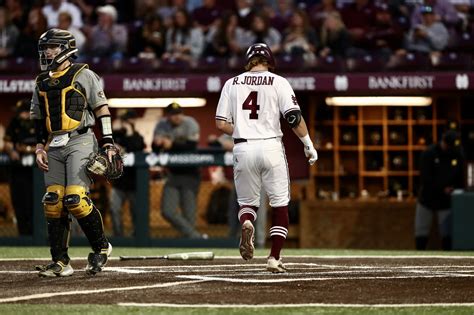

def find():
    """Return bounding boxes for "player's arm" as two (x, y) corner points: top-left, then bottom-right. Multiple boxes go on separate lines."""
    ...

(215, 119), (233, 136)
(30, 90), (49, 171)
(215, 80), (233, 136)
(284, 109), (318, 165)
(94, 105), (114, 147)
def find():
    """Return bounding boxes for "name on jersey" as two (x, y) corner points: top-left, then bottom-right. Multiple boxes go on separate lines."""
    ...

(232, 76), (274, 86)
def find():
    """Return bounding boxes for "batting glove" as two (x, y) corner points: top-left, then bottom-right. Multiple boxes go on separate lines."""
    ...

(304, 145), (318, 165)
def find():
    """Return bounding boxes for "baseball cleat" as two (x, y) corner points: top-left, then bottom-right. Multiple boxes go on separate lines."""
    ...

(36, 261), (74, 277)
(85, 243), (112, 276)
(266, 256), (288, 273)
(239, 220), (255, 260)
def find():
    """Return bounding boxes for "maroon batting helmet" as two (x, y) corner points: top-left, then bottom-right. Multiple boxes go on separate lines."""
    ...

(245, 43), (275, 69)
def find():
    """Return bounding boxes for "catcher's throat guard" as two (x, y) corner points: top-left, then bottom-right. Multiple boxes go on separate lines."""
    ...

(86, 146), (123, 180)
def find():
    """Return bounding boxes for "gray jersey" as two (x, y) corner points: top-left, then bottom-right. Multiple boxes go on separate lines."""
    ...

(30, 67), (107, 131)
(153, 116), (200, 144)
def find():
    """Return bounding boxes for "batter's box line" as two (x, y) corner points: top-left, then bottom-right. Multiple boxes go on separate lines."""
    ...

(176, 274), (474, 283)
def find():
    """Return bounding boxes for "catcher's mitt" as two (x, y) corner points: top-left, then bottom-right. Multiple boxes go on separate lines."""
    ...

(86, 145), (124, 180)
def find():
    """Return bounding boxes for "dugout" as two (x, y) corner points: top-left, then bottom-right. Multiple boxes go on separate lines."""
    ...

(0, 62), (472, 250)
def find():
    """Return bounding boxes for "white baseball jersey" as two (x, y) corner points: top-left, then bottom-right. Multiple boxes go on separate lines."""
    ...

(215, 70), (300, 139)
(216, 70), (300, 209)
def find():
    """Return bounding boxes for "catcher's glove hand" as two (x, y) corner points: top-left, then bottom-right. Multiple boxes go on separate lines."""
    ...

(86, 145), (124, 180)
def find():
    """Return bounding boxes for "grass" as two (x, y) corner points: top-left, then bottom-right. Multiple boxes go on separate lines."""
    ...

(1, 304), (474, 315)
(0, 246), (473, 259)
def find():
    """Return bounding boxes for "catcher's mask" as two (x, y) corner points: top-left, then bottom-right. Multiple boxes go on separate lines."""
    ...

(245, 43), (275, 70)
(38, 28), (78, 71)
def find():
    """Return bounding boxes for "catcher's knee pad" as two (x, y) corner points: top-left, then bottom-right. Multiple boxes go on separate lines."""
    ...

(43, 185), (66, 219)
(64, 185), (93, 219)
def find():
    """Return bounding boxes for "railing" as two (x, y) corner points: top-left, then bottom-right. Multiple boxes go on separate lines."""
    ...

(0, 150), (239, 248)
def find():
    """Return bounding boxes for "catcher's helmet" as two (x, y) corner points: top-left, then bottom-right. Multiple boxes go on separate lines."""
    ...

(38, 28), (78, 71)
(245, 43), (275, 69)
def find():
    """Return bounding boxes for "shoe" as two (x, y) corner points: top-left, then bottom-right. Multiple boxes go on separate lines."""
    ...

(239, 220), (255, 260)
(266, 256), (287, 273)
(36, 261), (74, 277)
(85, 243), (112, 275)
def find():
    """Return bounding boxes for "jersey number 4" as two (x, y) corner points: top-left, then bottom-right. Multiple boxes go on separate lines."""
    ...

(242, 91), (260, 119)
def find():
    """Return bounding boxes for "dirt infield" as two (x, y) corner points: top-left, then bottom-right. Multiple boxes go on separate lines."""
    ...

(1, 256), (474, 306)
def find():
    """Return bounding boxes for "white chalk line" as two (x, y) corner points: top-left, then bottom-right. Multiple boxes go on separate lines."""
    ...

(1, 262), (474, 304)
(1, 254), (474, 261)
(118, 302), (474, 308)
(176, 274), (474, 283)
(0, 279), (208, 304)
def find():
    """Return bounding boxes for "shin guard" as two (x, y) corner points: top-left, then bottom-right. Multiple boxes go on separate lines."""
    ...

(47, 214), (71, 264)
(77, 206), (109, 253)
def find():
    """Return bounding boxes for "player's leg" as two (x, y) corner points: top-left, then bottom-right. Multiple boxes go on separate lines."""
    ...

(37, 149), (74, 277)
(180, 176), (204, 238)
(64, 133), (111, 275)
(414, 202), (433, 250)
(161, 179), (200, 238)
(261, 140), (290, 272)
(233, 143), (261, 260)
(109, 187), (125, 236)
(437, 209), (452, 250)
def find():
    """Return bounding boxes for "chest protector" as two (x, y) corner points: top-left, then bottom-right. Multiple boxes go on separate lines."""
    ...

(36, 63), (88, 134)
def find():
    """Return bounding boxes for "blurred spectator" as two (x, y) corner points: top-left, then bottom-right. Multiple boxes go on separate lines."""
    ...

(318, 12), (351, 57)
(135, 0), (159, 20)
(340, 0), (376, 48)
(138, 14), (167, 60)
(235, 0), (257, 29)
(69, 0), (95, 25)
(384, 0), (410, 21)
(85, 5), (128, 60)
(282, 8), (318, 63)
(152, 102), (204, 239)
(308, 0), (339, 31)
(4, 0), (30, 31)
(3, 99), (36, 235)
(157, 0), (188, 28)
(449, 0), (471, 31)
(411, 0), (459, 29)
(14, 7), (47, 58)
(247, 13), (282, 55)
(192, 0), (221, 34)
(188, 0), (204, 12)
(0, 7), (19, 58)
(415, 129), (465, 250)
(109, 109), (146, 237)
(57, 11), (85, 51)
(162, 8), (204, 63)
(265, 0), (295, 33)
(205, 10), (249, 57)
(404, 5), (449, 54)
(41, 0), (83, 29)
(364, 3), (404, 60)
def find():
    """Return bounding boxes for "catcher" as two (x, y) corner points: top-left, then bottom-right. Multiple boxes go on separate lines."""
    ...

(31, 28), (122, 277)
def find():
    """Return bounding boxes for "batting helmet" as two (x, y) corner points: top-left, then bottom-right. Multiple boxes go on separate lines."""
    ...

(38, 28), (78, 71)
(245, 43), (275, 69)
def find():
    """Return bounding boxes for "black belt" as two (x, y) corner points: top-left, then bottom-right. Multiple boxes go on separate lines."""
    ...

(69, 127), (89, 137)
(234, 138), (247, 144)
(233, 137), (277, 144)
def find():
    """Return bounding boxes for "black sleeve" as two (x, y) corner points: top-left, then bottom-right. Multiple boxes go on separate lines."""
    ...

(170, 140), (198, 152)
(420, 149), (435, 194)
(34, 119), (47, 145)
